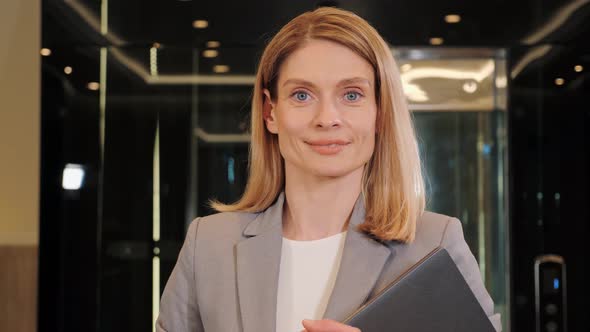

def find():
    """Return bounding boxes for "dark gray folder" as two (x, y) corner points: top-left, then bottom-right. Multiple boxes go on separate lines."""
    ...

(343, 247), (496, 332)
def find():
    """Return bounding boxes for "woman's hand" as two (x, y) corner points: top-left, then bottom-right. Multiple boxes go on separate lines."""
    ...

(301, 319), (361, 332)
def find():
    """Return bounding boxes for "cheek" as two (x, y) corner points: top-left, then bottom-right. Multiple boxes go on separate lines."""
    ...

(276, 109), (309, 137)
(355, 111), (377, 155)
(353, 111), (377, 138)
(275, 110), (310, 156)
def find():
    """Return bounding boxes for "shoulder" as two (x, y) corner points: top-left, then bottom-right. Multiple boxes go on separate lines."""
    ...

(407, 210), (463, 251)
(373, 211), (461, 291)
(380, 211), (465, 266)
(188, 210), (259, 244)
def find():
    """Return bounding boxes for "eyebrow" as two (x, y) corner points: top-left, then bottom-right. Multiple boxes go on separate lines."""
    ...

(281, 77), (371, 88)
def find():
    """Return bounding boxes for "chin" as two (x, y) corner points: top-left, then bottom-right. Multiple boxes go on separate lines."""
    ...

(308, 164), (363, 179)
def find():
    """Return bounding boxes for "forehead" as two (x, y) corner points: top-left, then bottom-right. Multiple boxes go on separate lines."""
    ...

(278, 39), (374, 87)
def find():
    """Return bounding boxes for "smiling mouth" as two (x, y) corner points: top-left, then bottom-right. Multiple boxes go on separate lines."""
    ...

(305, 139), (350, 146)
(305, 140), (351, 155)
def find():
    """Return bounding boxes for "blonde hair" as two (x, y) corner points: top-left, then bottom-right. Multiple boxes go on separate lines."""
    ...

(211, 7), (425, 243)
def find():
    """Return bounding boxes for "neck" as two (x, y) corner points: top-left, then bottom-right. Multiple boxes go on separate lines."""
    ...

(282, 164), (364, 241)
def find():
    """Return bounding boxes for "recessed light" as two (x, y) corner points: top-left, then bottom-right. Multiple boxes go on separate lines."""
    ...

(64, 66), (73, 75)
(463, 81), (478, 93)
(193, 20), (209, 29)
(213, 65), (230, 73)
(429, 37), (444, 45)
(202, 49), (218, 58)
(445, 14), (461, 23)
(40, 48), (52, 56)
(206, 41), (221, 48)
(87, 82), (100, 90)
(555, 78), (565, 86)
(574, 65), (583, 72)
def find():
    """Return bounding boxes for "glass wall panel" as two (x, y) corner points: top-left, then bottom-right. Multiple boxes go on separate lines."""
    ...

(398, 49), (509, 329)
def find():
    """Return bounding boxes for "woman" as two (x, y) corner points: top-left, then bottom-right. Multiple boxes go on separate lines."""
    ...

(156, 6), (501, 332)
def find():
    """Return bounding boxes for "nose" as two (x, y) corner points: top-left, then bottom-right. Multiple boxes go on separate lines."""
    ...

(313, 100), (342, 129)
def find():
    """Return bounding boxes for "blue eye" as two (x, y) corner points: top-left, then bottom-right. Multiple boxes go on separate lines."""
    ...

(294, 91), (309, 101)
(345, 91), (361, 101)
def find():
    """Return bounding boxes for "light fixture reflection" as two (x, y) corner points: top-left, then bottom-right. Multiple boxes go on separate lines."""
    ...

(400, 60), (495, 103)
(401, 60), (495, 83)
(213, 65), (230, 73)
(206, 40), (220, 48)
(555, 78), (565, 86)
(400, 63), (412, 72)
(64, 66), (73, 75)
(40, 48), (52, 56)
(429, 37), (444, 45)
(495, 76), (507, 88)
(463, 81), (478, 93)
(202, 49), (218, 58)
(574, 65), (583, 72)
(87, 82), (100, 90)
(445, 14), (461, 23)
(403, 83), (429, 102)
(150, 46), (159, 76)
(193, 20), (208, 29)
(62, 164), (85, 190)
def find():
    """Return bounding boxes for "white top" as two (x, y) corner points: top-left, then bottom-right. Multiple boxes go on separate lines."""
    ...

(275, 231), (347, 332)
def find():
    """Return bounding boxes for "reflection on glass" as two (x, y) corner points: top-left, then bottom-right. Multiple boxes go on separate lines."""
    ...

(152, 120), (161, 332)
(62, 164), (85, 190)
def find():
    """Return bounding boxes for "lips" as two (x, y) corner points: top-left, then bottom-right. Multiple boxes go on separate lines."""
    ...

(305, 139), (351, 155)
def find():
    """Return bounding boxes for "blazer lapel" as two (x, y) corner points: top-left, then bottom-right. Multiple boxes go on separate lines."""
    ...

(236, 193), (285, 332)
(322, 196), (392, 322)
(235, 192), (393, 331)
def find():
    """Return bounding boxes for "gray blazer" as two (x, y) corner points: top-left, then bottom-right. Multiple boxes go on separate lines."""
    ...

(156, 193), (502, 332)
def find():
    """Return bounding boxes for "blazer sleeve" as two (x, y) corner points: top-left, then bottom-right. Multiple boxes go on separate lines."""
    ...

(440, 217), (502, 332)
(156, 218), (203, 332)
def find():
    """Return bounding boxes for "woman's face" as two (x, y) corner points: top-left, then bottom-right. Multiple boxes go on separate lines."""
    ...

(264, 39), (377, 179)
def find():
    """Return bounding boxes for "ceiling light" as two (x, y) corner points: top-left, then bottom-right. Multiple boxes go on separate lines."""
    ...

(193, 20), (208, 29)
(213, 65), (230, 73)
(202, 49), (218, 58)
(87, 82), (100, 90)
(574, 65), (583, 72)
(206, 40), (220, 48)
(554, 78), (565, 86)
(64, 66), (73, 75)
(400, 63), (412, 72)
(40, 48), (52, 56)
(429, 37), (444, 46)
(445, 14), (461, 23)
(463, 81), (478, 93)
